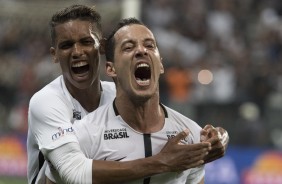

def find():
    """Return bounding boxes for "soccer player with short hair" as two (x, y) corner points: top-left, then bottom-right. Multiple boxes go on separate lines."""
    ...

(27, 4), (228, 184)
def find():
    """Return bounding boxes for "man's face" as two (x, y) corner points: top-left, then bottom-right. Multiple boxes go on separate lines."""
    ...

(110, 24), (164, 100)
(50, 20), (101, 90)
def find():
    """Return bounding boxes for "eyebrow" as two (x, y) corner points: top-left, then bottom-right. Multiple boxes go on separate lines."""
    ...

(58, 36), (93, 44)
(143, 38), (156, 44)
(120, 39), (134, 47)
(58, 40), (73, 47)
(120, 38), (155, 47)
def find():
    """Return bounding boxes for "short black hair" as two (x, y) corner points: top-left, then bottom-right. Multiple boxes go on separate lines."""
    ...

(105, 17), (144, 62)
(50, 4), (102, 46)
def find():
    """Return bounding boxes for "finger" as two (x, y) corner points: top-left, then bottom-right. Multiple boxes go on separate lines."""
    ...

(203, 124), (214, 131)
(169, 129), (190, 144)
(206, 128), (228, 148)
(181, 142), (211, 151)
(204, 154), (221, 163)
(200, 129), (208, 142)
(205, 135), (220, 146)
(221, 133), (229, 146)
(216, 127), (229, 146)
(209, 127), (219, 137)
(174, 159), (205, 172)
(210, 142), (225, 153)
(173, 151), (207, 171)
(215, 127), (225, 136)
(182, 156), (205, 170)
(203, 125), (219, 140)
(204, 150), (225, 163)
(188, 151), (208, 162)
(184, 148), (212, 157)
(204, 143), (225, 164)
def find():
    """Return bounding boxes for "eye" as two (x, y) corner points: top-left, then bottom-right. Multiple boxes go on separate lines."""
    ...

(146, 44), (154, 48)
(122, 43), (134, 51)
(82, 39), (94, 45)
(144, 41), (156, 49)
(124, 46), (132, 51)
(59, 42), (73, 50)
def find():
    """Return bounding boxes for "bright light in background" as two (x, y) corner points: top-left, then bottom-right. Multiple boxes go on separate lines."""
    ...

(198, 69), (213, 85)
(122, 0), (141, 19)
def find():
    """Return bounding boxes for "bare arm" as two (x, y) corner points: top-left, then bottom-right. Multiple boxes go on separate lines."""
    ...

(200, 124), (229, 163)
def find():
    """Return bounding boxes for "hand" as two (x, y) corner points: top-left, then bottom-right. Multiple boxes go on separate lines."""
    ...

(200, 124), (229, 163)
(157, 129), (211, 172)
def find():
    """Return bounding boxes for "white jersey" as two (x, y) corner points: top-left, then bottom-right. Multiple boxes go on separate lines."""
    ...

(27, 75), (116, 184)
(74, 102), (204, 184)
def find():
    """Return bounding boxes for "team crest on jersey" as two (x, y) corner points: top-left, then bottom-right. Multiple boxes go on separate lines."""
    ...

(104, 128), (130, 140)
(73, 109), (81, 120)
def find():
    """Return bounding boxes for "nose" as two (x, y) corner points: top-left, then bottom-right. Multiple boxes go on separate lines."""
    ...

(135, 45), (148, 58)
(72, 43), (84, 58)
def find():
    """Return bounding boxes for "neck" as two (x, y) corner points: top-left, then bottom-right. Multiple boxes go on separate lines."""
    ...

(115, 94), (165, 133)
(66, 80), (101, 112)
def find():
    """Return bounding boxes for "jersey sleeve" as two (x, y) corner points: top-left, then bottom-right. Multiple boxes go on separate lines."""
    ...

(45, 142), (92, 184)
(28, 90), (78, 155)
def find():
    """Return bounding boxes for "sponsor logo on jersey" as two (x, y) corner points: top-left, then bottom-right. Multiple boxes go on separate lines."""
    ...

(52, 127), (74, 141)
(166, 130), (193, 144)
(104, 128), (129, 140)
(73, 109), (81, 120)
(166, 131), (178, 139)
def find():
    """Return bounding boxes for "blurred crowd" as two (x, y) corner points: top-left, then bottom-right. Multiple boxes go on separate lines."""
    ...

(0, 0), (281, 148)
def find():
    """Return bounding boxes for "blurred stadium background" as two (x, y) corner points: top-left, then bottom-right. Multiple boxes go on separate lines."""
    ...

(0, 0), (281, 183)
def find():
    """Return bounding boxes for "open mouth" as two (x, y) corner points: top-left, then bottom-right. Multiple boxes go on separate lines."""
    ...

(72, 61), (89, 75)
(134, 63), (151, 85)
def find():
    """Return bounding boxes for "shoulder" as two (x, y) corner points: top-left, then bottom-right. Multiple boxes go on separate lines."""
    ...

(30, 76), (63, 103)
(100, 81), (116, 105)
(29, 76), (71, 119)
(75, 103), (112, 128)
(164, 105), (196, 124)
(101, 81), (116, 93)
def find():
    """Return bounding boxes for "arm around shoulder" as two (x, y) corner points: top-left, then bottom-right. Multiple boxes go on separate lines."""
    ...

(46, 142), (92, 184)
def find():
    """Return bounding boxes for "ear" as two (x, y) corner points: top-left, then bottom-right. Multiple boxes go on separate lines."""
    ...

(50, 47), (58, 63)
(160, 58), (164, 74)
(106, 62), (117, 77)
(99, 38), (106, 55)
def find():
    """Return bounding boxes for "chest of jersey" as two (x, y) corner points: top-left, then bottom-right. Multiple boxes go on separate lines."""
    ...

(85, 118), (195, 184)
(76, 103), (203, 183)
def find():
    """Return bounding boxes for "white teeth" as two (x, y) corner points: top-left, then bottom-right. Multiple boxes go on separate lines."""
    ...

(136, 79), (150, 85)
(135, 63), (150, 86)
(137, 63), (149, 68)
(72, 61), (88, 68)
(136, 78), (148, 81)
